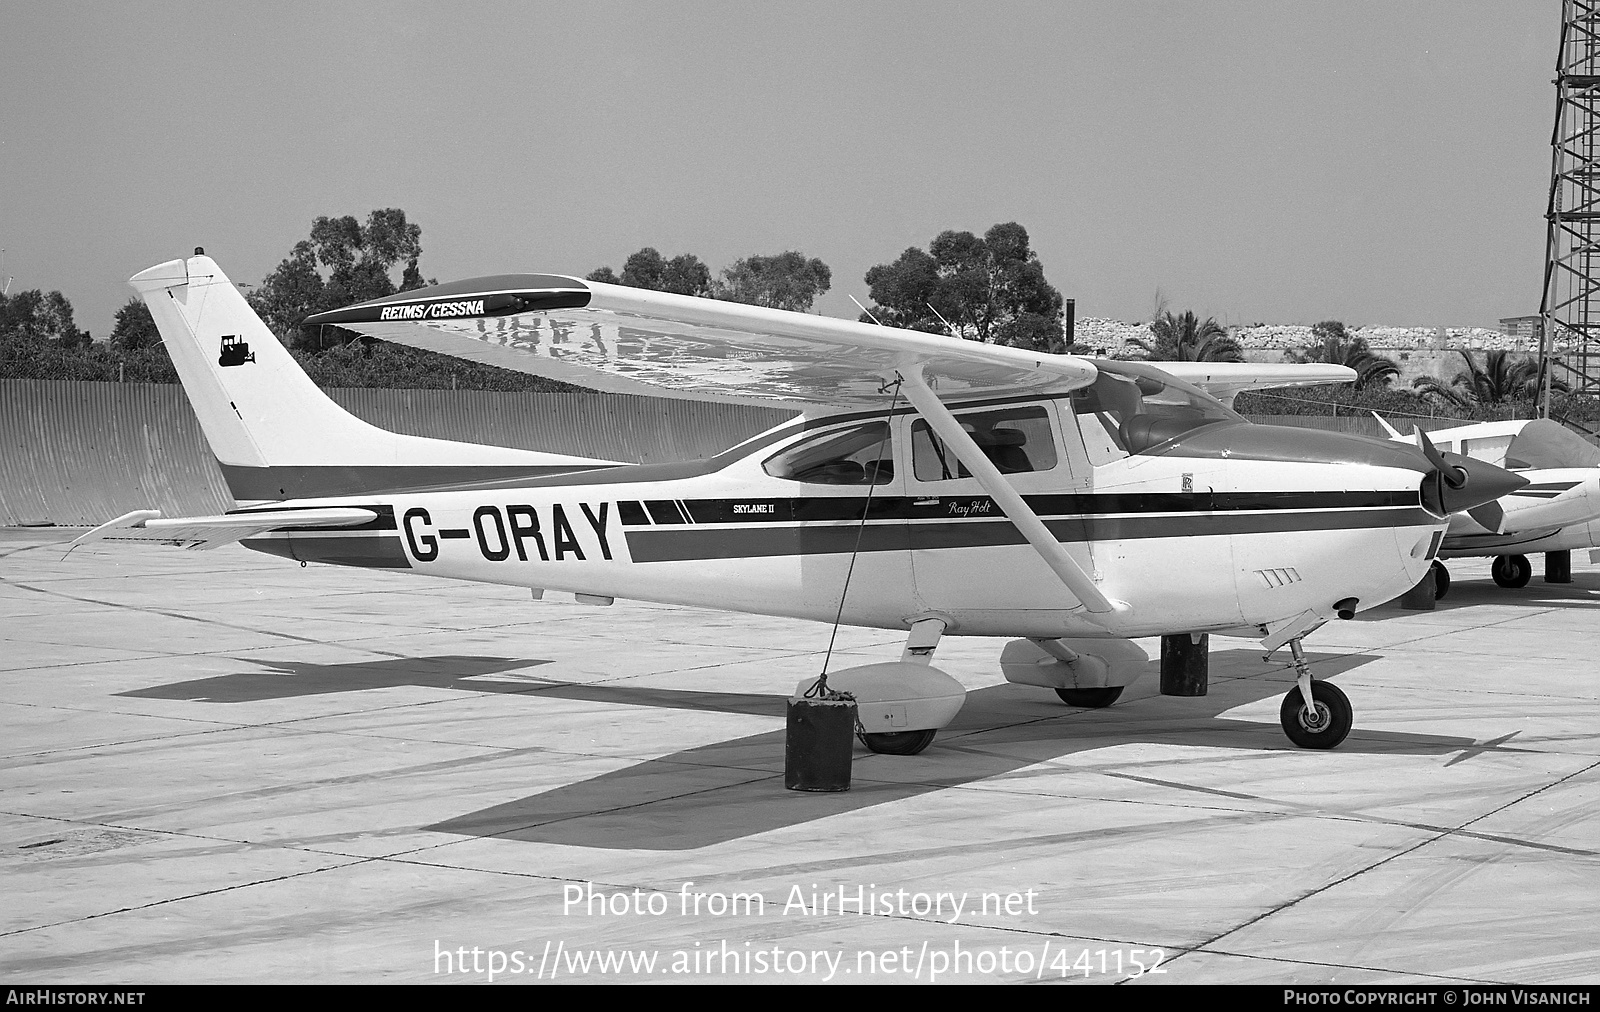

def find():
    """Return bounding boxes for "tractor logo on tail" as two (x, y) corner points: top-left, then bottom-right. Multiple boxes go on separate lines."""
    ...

(219, 335), (256, 367)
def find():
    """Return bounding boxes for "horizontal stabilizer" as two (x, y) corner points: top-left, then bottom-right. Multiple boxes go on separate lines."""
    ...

(71, 507), (378, 552)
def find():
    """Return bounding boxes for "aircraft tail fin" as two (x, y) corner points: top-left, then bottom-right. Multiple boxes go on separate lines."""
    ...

(1370, 412), (1403, 440)
(130, 252), (619, 503)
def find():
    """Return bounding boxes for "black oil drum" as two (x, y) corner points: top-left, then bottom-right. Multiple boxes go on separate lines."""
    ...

(784, 696), (856, 792)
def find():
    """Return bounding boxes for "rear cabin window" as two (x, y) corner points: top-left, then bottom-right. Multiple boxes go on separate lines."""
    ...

(911, 405), (1057, 481)
(762, 423), (894, 485)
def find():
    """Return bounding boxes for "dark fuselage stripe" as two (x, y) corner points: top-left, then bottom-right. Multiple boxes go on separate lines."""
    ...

(241, 535), (412, 569)
(219, 463), (611, 502)
(661, 490), (1420, 526)
(622, 507), (1437, 563)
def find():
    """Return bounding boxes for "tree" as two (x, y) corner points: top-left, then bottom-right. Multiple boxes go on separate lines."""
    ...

(860, 222), (1065, 352)
(714, 251), (831, 311)
(248, 208), (431, 350)
(1127, 310), (1242, 363)
(0, 289), (86, 348)
(588, 248), (712, 297)
(1288, 320), (1398, 390)
(0, 288), (89, 350)
(109, 297), (160, 352)
(1413, 350), (1559, 408)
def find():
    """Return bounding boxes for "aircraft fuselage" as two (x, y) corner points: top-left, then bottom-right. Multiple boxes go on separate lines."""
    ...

(240, 398), (1452, 640)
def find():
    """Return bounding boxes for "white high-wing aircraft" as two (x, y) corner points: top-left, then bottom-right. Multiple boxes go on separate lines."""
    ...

(1375, 415), (1600, 593)
(75, 253), (1526, 754)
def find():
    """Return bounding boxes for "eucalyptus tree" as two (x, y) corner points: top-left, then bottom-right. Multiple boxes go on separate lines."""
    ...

(860, 222), (1065, 352)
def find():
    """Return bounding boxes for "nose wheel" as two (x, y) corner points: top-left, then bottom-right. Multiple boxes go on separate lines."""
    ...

(1431, 560), (1450, 599)
(1491, 554), (1532, 589)
(1277, 639), (1353, 749)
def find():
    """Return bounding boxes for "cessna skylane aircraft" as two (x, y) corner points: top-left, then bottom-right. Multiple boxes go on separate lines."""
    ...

(75, 252), (1526, 754)
(1375, 415), (1600, 593)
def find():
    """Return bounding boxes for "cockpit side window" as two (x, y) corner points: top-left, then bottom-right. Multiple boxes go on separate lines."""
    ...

(911, 405), (1058, 481)
(762, 422), (894, 485)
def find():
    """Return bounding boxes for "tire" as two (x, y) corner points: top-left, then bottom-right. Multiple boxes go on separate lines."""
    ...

(1492, 554), (1532, 589)
(1054, 686), (1124, 708)
(858, 729), (938, 755)
(1278, 681), (1353, 750)
(1432, 560), (1450, 600)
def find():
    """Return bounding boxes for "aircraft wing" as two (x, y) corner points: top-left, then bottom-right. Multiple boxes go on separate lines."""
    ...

(304, 276), (1099, 409)
(71, 507), (379, 552)
(1153, 362), (1356, 407)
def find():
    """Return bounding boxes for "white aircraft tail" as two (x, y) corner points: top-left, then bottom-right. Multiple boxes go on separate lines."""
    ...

(1370, 412), (1403, 440)
(130, 252), (619, 503)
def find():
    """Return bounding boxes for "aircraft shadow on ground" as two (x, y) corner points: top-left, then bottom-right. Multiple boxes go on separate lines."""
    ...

(115, 649), (1495, 850)
(116, 655), (561, 703)
(117, 655), (797, 717)
(423, 649), (1489, 851)
(1419, 572), (1600, 613)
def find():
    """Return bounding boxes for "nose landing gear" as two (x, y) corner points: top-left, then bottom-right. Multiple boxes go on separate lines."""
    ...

(1491, 554), (1533, 589)
(1278, 638), (1353, 749)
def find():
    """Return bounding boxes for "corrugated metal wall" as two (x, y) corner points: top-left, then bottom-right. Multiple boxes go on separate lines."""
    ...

(0, 381), (235, 526)
(0, 381), (795, 526)
(0, 380), (1569, 526)
(321, 387), (794, 463)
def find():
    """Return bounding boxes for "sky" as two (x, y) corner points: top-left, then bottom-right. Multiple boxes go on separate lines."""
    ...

(0, 1), (1555, 338)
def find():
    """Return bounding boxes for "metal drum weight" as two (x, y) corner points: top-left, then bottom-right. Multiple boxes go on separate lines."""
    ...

(784, 695), (856, 792)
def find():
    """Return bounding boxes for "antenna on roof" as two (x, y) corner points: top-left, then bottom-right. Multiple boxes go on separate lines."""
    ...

(848, 294), (883, 326)
(925, 302), (958, 338)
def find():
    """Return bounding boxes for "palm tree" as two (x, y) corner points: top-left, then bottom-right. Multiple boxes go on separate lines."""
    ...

(1127, 310), (1242, 362)
(1412, 350), (1561, 409)
(1289, 320), (1399, 390)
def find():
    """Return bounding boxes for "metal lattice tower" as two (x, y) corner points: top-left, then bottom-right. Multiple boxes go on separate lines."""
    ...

(1542, 0), (1600, 403)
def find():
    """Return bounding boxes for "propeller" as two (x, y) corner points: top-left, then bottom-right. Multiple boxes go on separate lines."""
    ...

(1416, 427), (1468, 489)
(1467, 501), (1506, 534)
(1410, 426), (1527, 517)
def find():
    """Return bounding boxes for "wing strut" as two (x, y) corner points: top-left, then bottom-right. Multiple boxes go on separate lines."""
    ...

(896, 366), (1126, 617)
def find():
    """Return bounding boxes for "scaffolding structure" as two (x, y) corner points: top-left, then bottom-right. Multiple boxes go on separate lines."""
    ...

(1542, 0), (1600, 404)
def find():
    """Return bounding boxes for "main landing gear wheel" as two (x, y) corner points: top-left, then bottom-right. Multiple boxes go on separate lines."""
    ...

(1279, 680), (1353, 750)
(858, 729), (938, 755)
(1054, 686), (1124, 708)
(1492, 554), (1532, 589)
(1432, 560), (1450, 600)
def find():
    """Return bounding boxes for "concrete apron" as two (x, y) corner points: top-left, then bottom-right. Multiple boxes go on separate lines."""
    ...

(1, 529), (1596, 984)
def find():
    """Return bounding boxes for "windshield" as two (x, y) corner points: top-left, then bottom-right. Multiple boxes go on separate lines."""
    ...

(1071, 361), (1243, 456)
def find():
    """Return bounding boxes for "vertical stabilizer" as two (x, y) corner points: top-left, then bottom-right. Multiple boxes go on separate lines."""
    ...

(130, 253), (618, 502)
